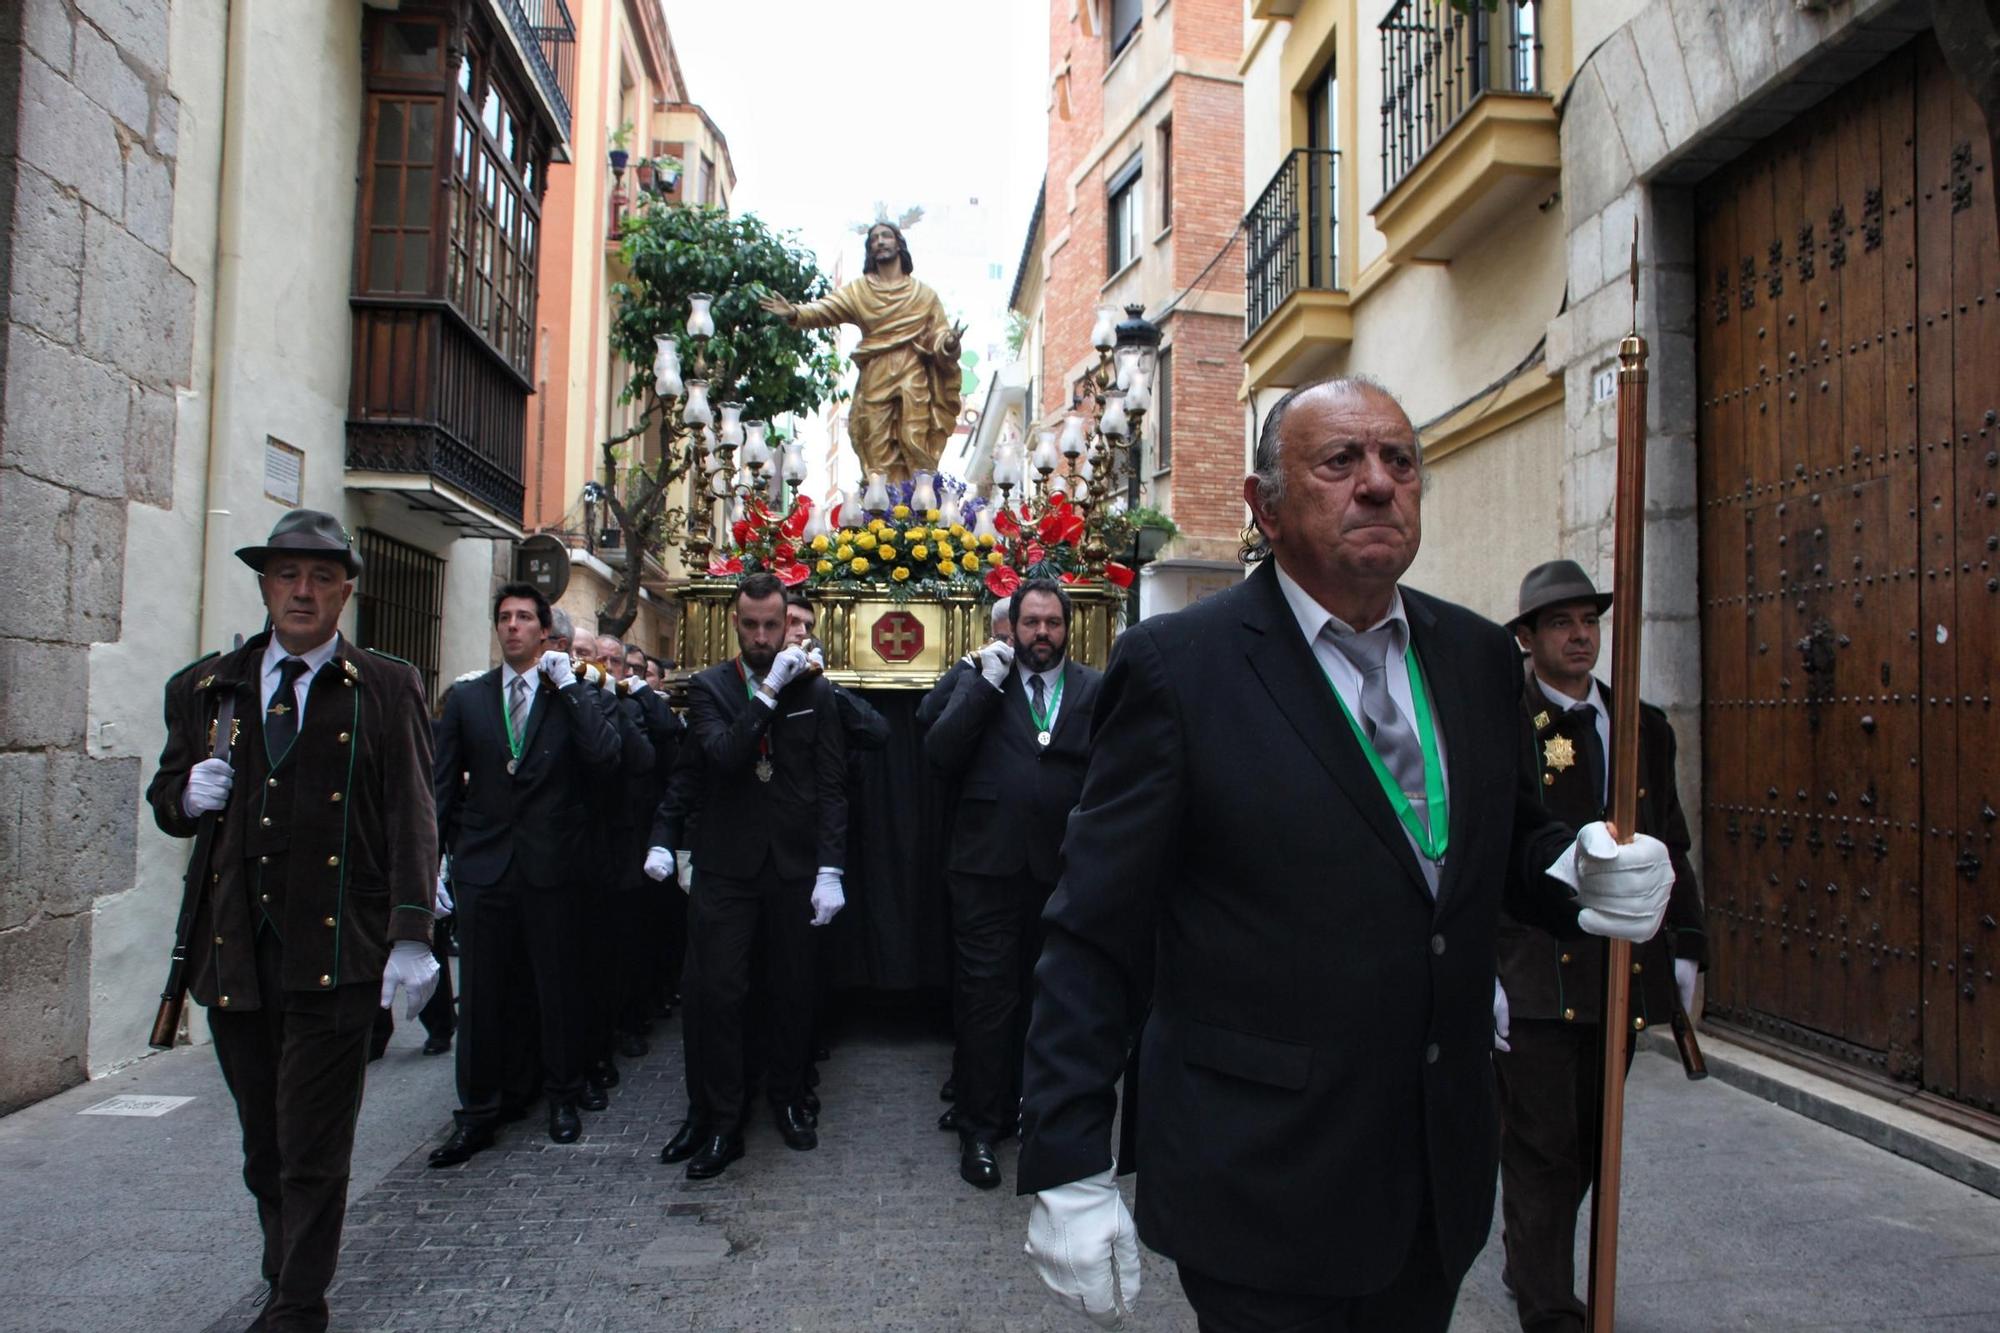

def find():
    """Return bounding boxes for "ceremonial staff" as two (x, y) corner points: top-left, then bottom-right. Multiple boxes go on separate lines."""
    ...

(1586, 227), (1647, 1331)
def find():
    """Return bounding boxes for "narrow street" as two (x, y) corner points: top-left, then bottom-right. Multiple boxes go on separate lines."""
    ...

(4, 998), (1998, 1333)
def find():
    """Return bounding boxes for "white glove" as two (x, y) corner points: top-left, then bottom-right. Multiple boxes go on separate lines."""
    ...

(181, 757), (234, 817)
(644, 846), (675, 882)
(577, 661), (608, 688)
(434, 868), (453, 918)
(1547, 822), (1674, 942)
(379, 939), (441, 1017)
(810, 868), (845, 927)
(762, 645), (811, 698)
(539, 650), (576, 689)
(677, 856), (693, 893)
(1493, 978), (1512, 1053)
(1026, 1167), (1142, 1329)
(805, 643), (826, 671)
(1675, 958), (1699, 1014)
(977, 640), (1015, 690)
(624, 676), (649, 696)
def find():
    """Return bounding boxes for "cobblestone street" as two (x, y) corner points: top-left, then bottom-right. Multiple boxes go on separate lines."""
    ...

(3, 991), (1998, 1333)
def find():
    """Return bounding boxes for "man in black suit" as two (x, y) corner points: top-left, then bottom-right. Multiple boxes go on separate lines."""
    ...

(645, 572), (849, 1179)
(1496, 561), (1706, 1333)
(927, 577), (1102, 1191)
(1017, 378), (1678, 1331)
(428, 584), (620, 1165)
(617, 639), (687, 1025)
(917, 598), (1015, 729)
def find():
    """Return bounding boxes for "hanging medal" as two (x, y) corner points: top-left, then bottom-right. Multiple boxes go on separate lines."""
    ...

(1026, 670), (1064, 748)
(738, 658), (776, 781)
(501, 683), (525, 775)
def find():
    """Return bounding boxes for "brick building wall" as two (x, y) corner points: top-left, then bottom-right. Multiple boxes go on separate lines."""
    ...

(1037, 0), (1245, 577)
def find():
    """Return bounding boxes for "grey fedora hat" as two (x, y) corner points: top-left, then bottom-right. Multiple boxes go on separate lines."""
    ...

(1510, 558), (1610, 629)
(235, 509), (363, 577)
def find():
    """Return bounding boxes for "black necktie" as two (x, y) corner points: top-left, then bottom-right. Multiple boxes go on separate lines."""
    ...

(1574, 702), (1606, 812)
(267, 657), (309, 756)
(1030, 673), (1047, 720)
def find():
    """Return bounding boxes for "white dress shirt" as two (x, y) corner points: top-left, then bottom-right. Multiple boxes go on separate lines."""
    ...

(1272, 562), (1450, 795)
(260, 633), (341, 727)
(1017, 659), (1065, 730)
(1536, 673), (1610, 808)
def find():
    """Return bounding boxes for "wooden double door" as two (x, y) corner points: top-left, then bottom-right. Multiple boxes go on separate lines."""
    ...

(1695, 35), (1998, 1114)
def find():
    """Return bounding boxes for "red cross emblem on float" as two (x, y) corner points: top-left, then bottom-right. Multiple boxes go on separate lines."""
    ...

(870, 610), (925, 664)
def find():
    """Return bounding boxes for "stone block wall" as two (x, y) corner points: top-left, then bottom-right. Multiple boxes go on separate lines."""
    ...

(0, 0), (192, 1113)
(1545, 0), (1933, 872)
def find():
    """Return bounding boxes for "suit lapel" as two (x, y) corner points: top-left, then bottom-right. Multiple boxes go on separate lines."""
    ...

(1238, 565), (1431, 901)
(1404, 592), (1474, 916)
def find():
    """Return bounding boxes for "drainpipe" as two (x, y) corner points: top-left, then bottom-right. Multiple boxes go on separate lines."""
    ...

(196, 0), (256, 654)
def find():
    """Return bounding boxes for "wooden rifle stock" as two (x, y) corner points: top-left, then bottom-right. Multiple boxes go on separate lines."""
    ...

(1671, 1004), (1709, 1081)
(149, 687), (237, 1050)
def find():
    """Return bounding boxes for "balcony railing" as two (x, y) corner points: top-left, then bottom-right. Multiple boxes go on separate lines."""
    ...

(496, 0), (575, 136)
(1379, 0), (1544, 195)
(1246, 148), (1341, 338)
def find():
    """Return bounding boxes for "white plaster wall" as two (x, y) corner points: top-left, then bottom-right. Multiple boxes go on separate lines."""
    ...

(1402, 405), (1564, 622)
(84, 0), (231, 1071)
(1344, 193), (1565, 425)
(1240, 15), (1284, 211)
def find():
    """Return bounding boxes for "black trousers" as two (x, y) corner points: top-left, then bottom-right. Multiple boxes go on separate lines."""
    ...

(453, 870), (584, 1124)
(687, 860), (814, 1123)
(208, 925), (378, 1333)
(1494, 1019), (1635, 1333)
(1178, 1197), (1460, 1333)
(948, 868), (1055, 1142)
(367, 917), (455, 1058)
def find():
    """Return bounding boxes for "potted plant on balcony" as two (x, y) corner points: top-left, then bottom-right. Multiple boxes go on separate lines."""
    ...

(607, 121), (633, 174)
(1124, 504), (1178, 565)
(650, 154), (683, 196)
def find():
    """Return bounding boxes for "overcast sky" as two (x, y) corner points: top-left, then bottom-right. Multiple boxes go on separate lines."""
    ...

(662, 1), (1049, 305)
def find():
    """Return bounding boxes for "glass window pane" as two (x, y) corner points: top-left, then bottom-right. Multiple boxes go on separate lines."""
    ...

(375, 102), (404, 163)
(457, 53), (473, 95)
(409, 103), (437, 162)
(367, 232), (397, 291)
(400, 234), (430, 291)
(371, 167), (401, 225)
(482, 86), (501, 139)
(403, 168), (433, 226)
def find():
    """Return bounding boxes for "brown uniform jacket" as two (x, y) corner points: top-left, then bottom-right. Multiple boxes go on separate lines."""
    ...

(1497, 673), (1706, 1028)
(146, 633), (437, 1010)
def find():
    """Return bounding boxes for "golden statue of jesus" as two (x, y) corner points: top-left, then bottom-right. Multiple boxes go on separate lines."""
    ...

(760, 222), (964, 483)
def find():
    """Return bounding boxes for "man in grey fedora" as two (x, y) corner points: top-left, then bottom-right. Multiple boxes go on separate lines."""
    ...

(1494, 558), (1706, 1333)
(146, 509), (440, 1332)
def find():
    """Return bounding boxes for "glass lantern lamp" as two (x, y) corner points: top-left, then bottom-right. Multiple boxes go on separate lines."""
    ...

(1124, 369), (1152, 416)
(717, 401), (745, 448)
(1091, 304), (1119, 352)
(653, 336), (682, 398)
(686, 292), (717, 339)
(862, 472), (891, 513)
(1059, 414), (1088, 459)
(681, 380), (713, 428)
(741, 420), (772, 472)
(1099, 392), (1130, 441)
(910, 471), (939, 514)
(1031, 429), (1061, 478)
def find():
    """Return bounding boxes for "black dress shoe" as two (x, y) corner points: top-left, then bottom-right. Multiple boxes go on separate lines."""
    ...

(940, 1077), (956, 1102)
(421, 1032), (452, 1055)
(937, 1105), (960, 1133)
(617, 1032), (649, 1058)
(589, 1059), (620, 1089)
(660, 1119), (708, 1164)
(577, 1083), (608, 1112)
(959, 1137), (1001, 1189)
(548, 1101), (582, 1144)
(774, 1101), (818, 1151)
(685, 1132), (743, 1179)
(427, 1124), (495, 1168)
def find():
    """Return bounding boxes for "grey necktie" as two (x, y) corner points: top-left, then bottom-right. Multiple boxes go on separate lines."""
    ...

(508, 675), (529, 739)
(1325, 623), (1439, 893)
(1029, 673), (1046, 718)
